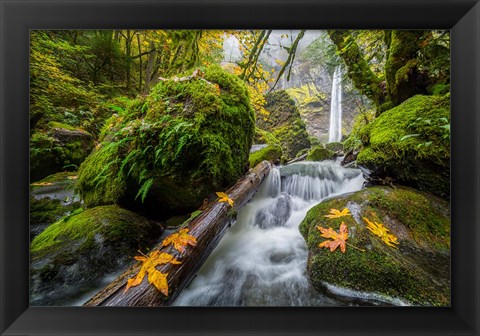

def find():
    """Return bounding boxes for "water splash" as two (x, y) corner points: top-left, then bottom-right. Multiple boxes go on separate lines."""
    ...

(328, 66), (342, 143)
(174, 161), (367, 306)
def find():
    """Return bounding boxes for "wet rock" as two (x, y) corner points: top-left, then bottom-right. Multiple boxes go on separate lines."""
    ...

(256, 90), (311, 160)
(30, 205), (162, 305)
(255, 193), (292, 229)
(30, 172), (82, 239)
(77, 65), (255, 220)
(30, 123), (94, 182)
(299, 185), (450, 306)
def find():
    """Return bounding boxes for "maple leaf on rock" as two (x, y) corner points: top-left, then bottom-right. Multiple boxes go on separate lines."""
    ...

(216, 191), (234, 207)
(324, 208), (351, 219)
(162, 228), (197, 253)
(363, 217), (399, 248)
(125, 250), (181, 295)
(317, 222), (349, 253)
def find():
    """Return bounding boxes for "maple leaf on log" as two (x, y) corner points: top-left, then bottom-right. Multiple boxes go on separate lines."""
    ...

(125, 250), (181, 295)
(161, 228), (197, 253)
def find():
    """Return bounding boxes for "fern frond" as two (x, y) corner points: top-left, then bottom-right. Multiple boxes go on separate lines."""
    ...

(135, 178), (154, 203)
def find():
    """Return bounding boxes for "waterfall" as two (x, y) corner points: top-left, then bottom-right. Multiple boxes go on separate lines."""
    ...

(173, 161), (366, 306)
(328, 66), (342, 143)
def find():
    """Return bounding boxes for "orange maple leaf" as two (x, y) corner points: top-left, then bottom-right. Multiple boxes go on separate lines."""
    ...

(161, 228), (197, 253)
(216, 191), (234, 207)
(317, 222), (349, 253)
(125, 250), (181, 296)
(324, 208), (351, 219)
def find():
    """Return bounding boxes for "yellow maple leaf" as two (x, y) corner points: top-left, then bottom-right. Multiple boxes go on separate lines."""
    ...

(363, 217), (399, 248)
(161, 228), (197, 253)
(125, 250), (181, 295)
(324, 208), (351, 219)
(216, 191), (234, 207)
(31, 182), (53, 186)
(317, 222), (349, 253)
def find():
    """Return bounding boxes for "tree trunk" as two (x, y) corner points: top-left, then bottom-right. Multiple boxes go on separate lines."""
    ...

(384, 30), (431, 106)
(84, 160), (272, 307)
(143, 41), (156, 94)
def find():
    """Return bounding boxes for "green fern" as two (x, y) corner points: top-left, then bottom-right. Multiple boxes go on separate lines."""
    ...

(135, 178), (154, 203)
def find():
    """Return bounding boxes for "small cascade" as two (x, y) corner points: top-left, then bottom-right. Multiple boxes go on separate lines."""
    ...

(173, 161), (366, 306)
(328, 66), (343, 143)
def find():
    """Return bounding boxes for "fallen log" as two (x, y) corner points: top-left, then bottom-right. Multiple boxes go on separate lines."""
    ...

(287, 153), (308, 165)
(84, 160), (272, 306)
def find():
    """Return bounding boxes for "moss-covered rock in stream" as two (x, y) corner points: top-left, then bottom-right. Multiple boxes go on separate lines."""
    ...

(299, 186), (450, 306)
(256, 91), (310, 160)
(77, 65), (255, 219)
(30, 197), (80, 239)
(325, 142), (343, 152)
(30, 122), (94, 182)
(30, 172), (82, 239)
(30, 205), (162, 305)
(249, 144), (282, 168)
(356, 95), (450, 199)
(306, 145), (335, 162)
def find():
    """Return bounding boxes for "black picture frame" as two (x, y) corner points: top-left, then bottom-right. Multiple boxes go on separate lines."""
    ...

(1, 0), (479, 335)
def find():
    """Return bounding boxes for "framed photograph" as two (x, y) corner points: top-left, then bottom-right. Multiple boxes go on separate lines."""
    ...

(1, 0), (479, 335)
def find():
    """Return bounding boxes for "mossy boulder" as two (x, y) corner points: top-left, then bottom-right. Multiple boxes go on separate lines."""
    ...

(30, 123), (94, 181)
(356, 95), (450, 199)
(30, 172), (82, 238)
(325, 142), (343, 152)
(30, 205), (162, 305)
(256, 91), (310, 160)
(30, 197), (80, 239)
(306, 145), (335, 162)
(300, 186), (450, 306)
(249, 144), (282, 167)
(77, 65), (255, 219)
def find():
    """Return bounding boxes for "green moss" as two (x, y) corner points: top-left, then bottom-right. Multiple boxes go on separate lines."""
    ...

(30, 205), (156, 257)
(254, 127), (280, 145)
(48, 121), (86, 133)
(357, 95), (450, 198)
(285, 84), (327, 112)
(299, 186), (450, 306)
(77, 65), (255, 218)
(384, 31), (430, 105)
(295, 147), (310, 158)
(256, 91), (310, 160)
(429, 83), (450, 96)
(343, 110), (375, 152)
(34, 172), (77, 185)
(30, 126), (93, 182)
(76, 142), (126, 207)
(249, 144), (282, 168)
(306, 145), (334, 161)
(30, 197), (80, 227)
(325, 142), (343, 152)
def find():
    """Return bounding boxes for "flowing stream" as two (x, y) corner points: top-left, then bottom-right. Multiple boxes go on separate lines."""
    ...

(328, 66), (342, 143)
(174, 160), (366, 306)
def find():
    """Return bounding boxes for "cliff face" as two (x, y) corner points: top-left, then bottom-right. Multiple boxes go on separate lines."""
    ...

(278, 63), (366, 143)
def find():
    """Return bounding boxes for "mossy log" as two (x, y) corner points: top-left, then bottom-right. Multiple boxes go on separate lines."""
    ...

(84, 160), (272, 306)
